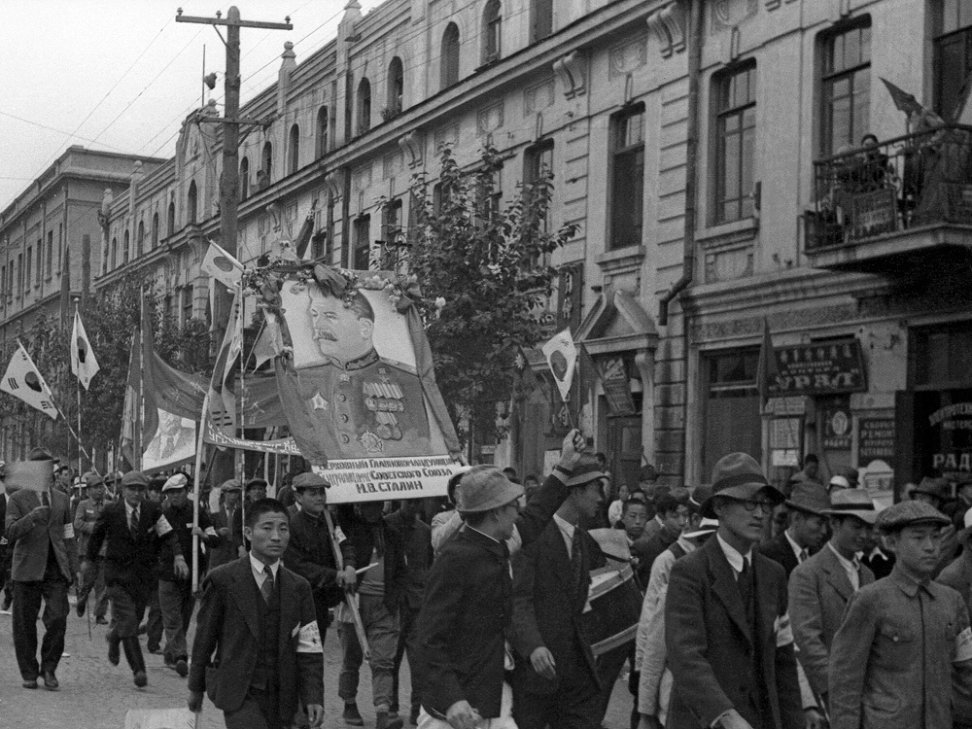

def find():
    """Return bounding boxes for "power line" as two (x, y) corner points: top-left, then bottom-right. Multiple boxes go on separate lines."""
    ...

(0, 111), (127, 152)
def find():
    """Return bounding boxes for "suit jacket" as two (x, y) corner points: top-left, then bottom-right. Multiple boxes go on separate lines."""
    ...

(337, 506), (408, 614)
(5, 488), (77, 583)
(665, 537), (803, 729)
(759, 532), (801, 579)
(938, 551), (972, 615)
(789, 544), (874, 697)
(86, 499), (180, 587)
(416, 471), (569, 720)
(385, 509), (433, 611)
(511, 519), (606, 695)
(188, 556), (324, 721)
(632, 529), (677, 589)
(209, 505), (244, 570)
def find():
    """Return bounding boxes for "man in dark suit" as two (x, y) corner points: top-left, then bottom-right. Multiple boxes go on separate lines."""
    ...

(790, 489), (876, 709)
(0, 466), (12, 613)
(759, 482), (829, 579)
(510, 454), (607, 729)
(187, 498), (324, 729)
(666, 452), (803, 729)
(4, 448), (79, 690)
(415, 429), (584, 729)
(209, 479), (245, 569)
(83, 470), (187, 688)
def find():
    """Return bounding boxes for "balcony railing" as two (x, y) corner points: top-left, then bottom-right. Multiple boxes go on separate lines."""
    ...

(805, 124), (972, 252)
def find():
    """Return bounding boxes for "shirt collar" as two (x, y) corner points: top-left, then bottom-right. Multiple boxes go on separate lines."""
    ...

(827, 541), (860, 572)
(553, 513), (576, 539)
(784, 529), (806, 561)
(466, 523), (501, 544)
(249, 552), (280, 578)
(676, 534), (698, 554)
(125, 501), (140, 518)
(655, 515), (665, 528)
(889, 564), (934, 597)
(320, 348), (380, 371)
(716, 532), (752, 573)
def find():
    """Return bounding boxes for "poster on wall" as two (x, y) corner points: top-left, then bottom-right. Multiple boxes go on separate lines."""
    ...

(822, 407), (852, 450)
(915, 390), (972, 480)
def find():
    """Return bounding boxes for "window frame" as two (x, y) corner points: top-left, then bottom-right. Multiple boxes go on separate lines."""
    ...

(316, 106), (329, 157)
(820, 19), (872, 158)
(713, 62), (758, 225)
(483, 0), (502, 64)
(442, 23), (461, 89)
(357, 77), (372, 135)
(608, 103), (646, 251)
(387, 58), (404, 116)
(288, 124), (300, 175)
(531, 0), (553, 42)
(352, 214), (372, 271)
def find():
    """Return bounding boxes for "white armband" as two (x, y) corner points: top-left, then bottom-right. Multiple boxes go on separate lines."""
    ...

(62, 523), (75, 540)
(204, 526), (218, 537)
(956, 627), (972, 663)
(774, 612), (794, 648)
(335, 526), (347, 544)
(155, 515), (173, 536)
(295, 621), (323, 654)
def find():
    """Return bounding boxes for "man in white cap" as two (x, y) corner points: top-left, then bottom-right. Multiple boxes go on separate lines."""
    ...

(415, 429), (584, 729)
(157, 472), (220, 678)
(789, 489), (876, 711)
(665, 452), (802, 729)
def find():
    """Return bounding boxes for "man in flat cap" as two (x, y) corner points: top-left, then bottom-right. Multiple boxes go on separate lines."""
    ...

(5, 446), (78, 690)
(83, 470), (187, 688)
(665, 452), (802, 729)
(790, 489), (876, 711)
(73, 471), (110, 623)
(912, 476), (960, 573)
(157, 473), (220, 678)
(415, 429), (584, 729)
(829, 500), (972, 729)
(282, 472), (355, 652)
(210, 479), (245, 569)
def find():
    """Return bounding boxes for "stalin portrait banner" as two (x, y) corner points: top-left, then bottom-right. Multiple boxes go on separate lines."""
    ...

(271, 268), (463, 503)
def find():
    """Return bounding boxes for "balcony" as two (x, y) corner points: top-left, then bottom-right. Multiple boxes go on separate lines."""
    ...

(804, 124), (972, 273)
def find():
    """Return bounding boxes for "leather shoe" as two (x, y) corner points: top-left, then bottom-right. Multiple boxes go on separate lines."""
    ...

(175, 658), (188, 678)
(22, 679), (37, 689)
(133, 670), (147, 688)
(107, 635), (120, 666)
(343, 703), (365, 727)
(42, 671), (59, 690)
(95, 616), (109, 625)
(376, 712), (403, 729)
(76, 599), (86, 618)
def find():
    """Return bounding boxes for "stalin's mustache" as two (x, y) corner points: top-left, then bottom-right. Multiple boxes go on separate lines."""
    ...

(313, 329), (338, 342)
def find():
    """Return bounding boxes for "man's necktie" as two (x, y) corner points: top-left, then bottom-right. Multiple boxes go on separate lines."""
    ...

(41, 492), (50, 507)
(130, 509), (139, 539)
(570, 527), (584, 587)
(262, 566), (275, 603)
(799, 548), (808, 563)
(738, 558), (754, 620)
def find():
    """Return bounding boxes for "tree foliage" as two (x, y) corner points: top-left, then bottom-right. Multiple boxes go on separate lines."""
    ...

(381, 145), (575, 441)
(0, 273), (215, 467)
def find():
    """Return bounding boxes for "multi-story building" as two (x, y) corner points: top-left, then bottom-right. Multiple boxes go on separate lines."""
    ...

(0, 147), (165, 458)
(97, 0), (972, 498)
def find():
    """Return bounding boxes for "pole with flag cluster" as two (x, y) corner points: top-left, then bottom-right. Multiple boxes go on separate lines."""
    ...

(72, 306), (100, 472)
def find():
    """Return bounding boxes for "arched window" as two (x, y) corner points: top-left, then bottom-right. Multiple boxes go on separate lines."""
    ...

(358, 77), (372, 134)
(483, 0), (502, 63)
(151, 212), (159, 248)
(240, 157), (250, 202)
(123, 230), (130, 265)
(441, 23), (460, 89)
(387, 58), (404, 116)
(167, 202), (175, 237)
(261, 142), (273, 188)
(111, 237), (118, 270)
(289, 124), (300, 175)
(187, 181), (198, 224)
(316, 107), (329, 158)
(137, 220), (145, 257)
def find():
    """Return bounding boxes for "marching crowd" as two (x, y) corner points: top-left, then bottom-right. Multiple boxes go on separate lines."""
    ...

(3, 432), (972, 729)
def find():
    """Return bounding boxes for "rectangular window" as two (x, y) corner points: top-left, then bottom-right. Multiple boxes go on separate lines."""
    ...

(46, 231), (53, 278)
(525, 140), (554, 232)
(25, 248), (32, 290)
(382, 198), (403, 242)
(532, 0), (553, 42)
(17, 254), (23, 297)
(181, 287), (193, 328)
(715, 63), (757, 223)
(821, 21), (871, 157)
(609, 105), (645, 250)
(935, 1), (972, 116)
(703, 348), (762, 478)
(353, 215), (371, 270)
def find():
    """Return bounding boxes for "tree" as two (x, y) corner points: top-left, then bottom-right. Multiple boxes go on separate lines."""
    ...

(380, 144), (575, 443)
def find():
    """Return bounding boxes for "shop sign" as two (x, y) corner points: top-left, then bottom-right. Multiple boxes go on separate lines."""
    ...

(858, 417), (895, 463)
(599, 356), (636, 416)
(769, 339), (867, 396)
(823, 407), (852, 450)
(918, 392), (972, 478)
(770, 417), (801, 467)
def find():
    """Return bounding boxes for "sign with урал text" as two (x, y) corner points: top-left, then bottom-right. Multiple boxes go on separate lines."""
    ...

(768, 339), (867, 396)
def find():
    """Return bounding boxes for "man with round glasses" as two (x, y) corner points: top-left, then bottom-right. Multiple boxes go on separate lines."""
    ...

(665, 452), (803, 729)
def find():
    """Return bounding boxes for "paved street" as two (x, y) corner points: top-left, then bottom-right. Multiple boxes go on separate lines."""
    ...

(0, 599), (633, 728)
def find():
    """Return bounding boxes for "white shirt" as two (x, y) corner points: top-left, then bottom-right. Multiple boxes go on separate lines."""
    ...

(125, 500), (173, 536)
(784, 529), (809, 564)
(250, 552), (280, 589)
(553, 514), (576, 558)
(716, 532), (752, 579)
(827, 542), (861, 592)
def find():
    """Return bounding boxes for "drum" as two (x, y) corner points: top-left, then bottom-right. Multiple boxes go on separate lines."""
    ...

(582, 562), (643, 656)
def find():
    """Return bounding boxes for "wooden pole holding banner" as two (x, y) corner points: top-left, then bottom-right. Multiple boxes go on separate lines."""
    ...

(192, 392), (210, 593)
(322, 508), (371, 662)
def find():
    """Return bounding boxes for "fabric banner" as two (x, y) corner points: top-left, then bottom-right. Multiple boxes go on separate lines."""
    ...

(5, 461), (54, 493)
(541, 328), (577, 402)
(71, 311), (100, 390)
(0, 343), (59, 420)
(121, 305), (159, 468)
(200, 241), (243, 288)
(310, 455), (465, 504)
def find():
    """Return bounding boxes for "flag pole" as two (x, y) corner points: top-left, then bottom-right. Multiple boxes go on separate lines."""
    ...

(74, 303), (82, 475)
(192, 392), (209, 593)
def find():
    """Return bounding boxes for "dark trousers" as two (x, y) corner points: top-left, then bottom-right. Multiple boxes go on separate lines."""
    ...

(224, 688), (282, 729)
(146, 579), (163, 650)
(391, 604), (422, 716)
(108, 580), (150, 674)
(512, 680), (602, 729)
(158, 579), (194, 661)
(595, 643), (631, 722)
(12, 577), (69, 680)
(77, 557), (108, 619)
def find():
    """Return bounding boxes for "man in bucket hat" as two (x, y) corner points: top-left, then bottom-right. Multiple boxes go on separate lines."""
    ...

(665, 452), (802, 729)
(829, 500), (972, 729)
(415, 429), (585, 729)
(789, 489), (877, 709)
(759, 482), (830, 579)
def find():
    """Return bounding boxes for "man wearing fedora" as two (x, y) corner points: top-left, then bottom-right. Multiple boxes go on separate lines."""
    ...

(759, 483), (830, 579)
(665, 452), (802, 729)
(829, 500), (972, 729)
(509, 451), (608, 729)
(789, 489), (876, 709)
(415, 429), (584, 729)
